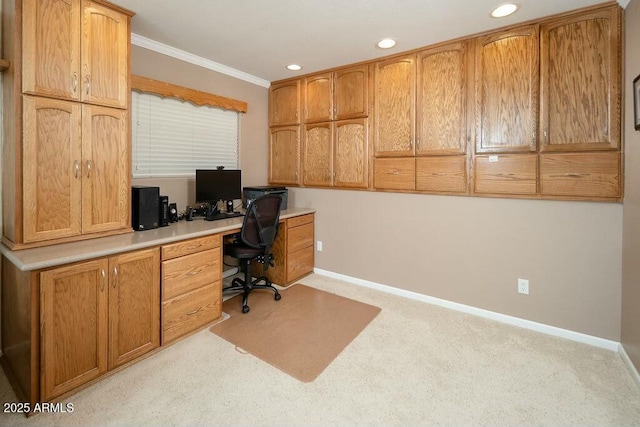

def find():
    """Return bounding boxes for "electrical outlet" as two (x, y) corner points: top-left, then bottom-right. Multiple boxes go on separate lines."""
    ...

(316, 241), (323, 251)
(518, 278), (529, 295)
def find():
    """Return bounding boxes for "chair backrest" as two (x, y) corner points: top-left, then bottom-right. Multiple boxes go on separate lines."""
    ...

(240, 194), (283, 250)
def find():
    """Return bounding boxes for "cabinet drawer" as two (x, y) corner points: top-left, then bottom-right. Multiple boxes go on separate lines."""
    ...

(162, 282), (221, 344)
(288, 223), (314, 254)
(162, 249), (220, 301)
(474, 154), (537, 195)
(161, 235), (221, 260)
(540, 152), (620, 199)
(416, 156), (467, 193)
(287, 246), (314, 283)
(287, 213), (314, 228)
(374, 157), (416, 190)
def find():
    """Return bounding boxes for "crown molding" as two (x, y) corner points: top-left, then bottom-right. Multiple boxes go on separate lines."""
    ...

(131, 33), (271, 88)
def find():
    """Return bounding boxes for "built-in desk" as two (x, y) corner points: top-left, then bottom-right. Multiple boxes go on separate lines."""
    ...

(0, 207), (314, 412)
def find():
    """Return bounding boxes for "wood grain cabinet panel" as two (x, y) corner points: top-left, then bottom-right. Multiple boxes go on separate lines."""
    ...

(334, 118), (369, 188)
(334, 65), (369, 120)
(475, 26), (539, 154)
(304, 73), (332, 123)
(22, 0), (130, 108)
(474, 154), (537, 195)
(540, 152), (620, 199)
(374, 55), (416, 157)
(40, 247), (159, 401)
(303, 123), (333, 186)
(374, 157), (416, 191)
(417, 42), (468, 155)
(269, 126), (300, 185)
(269, 81), (300, 126)
(161, 236), (223, 344)
(416, 156), (467, 194)
(540, 8), (621, 152)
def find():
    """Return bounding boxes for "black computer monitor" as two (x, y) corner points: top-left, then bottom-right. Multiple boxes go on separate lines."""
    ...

(195, 169), (242, 204)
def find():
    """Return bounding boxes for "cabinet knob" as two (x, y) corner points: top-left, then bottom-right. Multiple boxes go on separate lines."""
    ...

(85, 75), (91, 96)
(73, 160), (80, 179)
(112, 266), (118, 288)
(86, 160), (92, 178)
(72, 72), (78, 93)
(101, 269), (106, 291)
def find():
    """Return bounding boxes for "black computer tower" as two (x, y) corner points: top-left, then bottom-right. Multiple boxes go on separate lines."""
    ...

(132, 186), (160, 231)
(159, 195), (169, 227)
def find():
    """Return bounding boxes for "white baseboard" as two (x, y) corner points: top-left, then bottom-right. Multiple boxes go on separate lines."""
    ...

(314, 268), (620, 352)
(619, 344), (640, 387)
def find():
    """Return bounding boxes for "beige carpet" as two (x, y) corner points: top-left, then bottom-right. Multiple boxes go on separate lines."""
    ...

(210, 284), (381, 382)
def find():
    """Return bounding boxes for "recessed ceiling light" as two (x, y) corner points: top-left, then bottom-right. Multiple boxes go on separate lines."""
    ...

(286, 64), (302, 71)
(491, 3), (518, 18)
(377, 38), (396, 49)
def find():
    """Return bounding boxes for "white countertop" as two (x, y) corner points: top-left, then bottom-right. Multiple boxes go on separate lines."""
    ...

(0, 208), (315, 271)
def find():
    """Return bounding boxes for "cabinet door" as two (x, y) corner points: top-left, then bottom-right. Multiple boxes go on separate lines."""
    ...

(22, 0), (81, 100)
(303, 123), (332, 186)
(269, 81), (300, 126)
(41, 258), (108, 400)
(475, 26), (539, 154)
(81, 104), (130, 234)
(417, 42), (468, 155)
(334, 65), (369, 120)
(305, 74), (332, 123)
(334, 119), (368, 188)
(81, 0), (129, 108)
(374, 55), (416, 156)
(269, 126), (300, 185)
(540, 7), (621, 151)
(23, 96), (82, 243)
(108, 248), (160, 369)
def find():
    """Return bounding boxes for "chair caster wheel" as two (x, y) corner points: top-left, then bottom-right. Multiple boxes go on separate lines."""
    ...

(274, 293), (281, 301)
(242, 305), (250, 313)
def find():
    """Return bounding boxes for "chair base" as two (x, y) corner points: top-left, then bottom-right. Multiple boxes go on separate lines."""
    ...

(222, 259), (281, 313)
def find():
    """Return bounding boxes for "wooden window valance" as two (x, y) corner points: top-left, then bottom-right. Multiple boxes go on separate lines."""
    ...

(131, 75), (248, 113)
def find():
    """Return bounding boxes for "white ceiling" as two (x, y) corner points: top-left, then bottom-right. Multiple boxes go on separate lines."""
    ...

(111, 0), (629, 86)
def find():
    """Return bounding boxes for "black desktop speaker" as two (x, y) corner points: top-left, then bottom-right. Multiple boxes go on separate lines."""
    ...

(168, 203), (178, 222)
(159, 195), (169, 227)
(132, 186), (160, 231)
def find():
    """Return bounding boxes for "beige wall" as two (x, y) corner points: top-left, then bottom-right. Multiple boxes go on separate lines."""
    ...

(622, 0), (640, 369)
(130, 45), (269, 208)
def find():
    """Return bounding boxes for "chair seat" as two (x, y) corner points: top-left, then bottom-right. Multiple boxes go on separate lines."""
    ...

(224, 243), (263, 259)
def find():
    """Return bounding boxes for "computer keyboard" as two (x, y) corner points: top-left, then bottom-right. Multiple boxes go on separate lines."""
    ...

(204, 211), (244, 221)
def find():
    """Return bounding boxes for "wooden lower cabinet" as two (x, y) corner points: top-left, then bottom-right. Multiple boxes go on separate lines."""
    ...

(40, 247), (160, 401)
(255, 213), (315, 286)
(161, 235), (222, 344)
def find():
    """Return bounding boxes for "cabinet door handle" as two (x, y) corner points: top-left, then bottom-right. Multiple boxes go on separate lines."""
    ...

(101, 269), (106, 291)
(85, 75), (91, 95)
(112, 266), (118, 288)
(86, 160), (92, 178)
(74, 160), (80, 179)
(72, 72), (78, 93)
(387, 171), (400, 175)
(186, 307), (202, 316)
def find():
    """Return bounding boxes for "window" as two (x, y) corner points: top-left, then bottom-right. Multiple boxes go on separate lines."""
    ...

(132, 91), (240, 177)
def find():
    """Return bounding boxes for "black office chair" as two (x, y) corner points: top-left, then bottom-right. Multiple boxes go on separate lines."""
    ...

(223, 194), (283, 313)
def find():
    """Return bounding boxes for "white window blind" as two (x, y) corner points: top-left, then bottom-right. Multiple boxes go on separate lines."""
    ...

(132, 91), (239, 177)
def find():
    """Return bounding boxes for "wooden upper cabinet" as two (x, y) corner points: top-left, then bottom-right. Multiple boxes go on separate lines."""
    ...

(540, 7), (621, 152)
(269, 126), (300, 185)
(334, 118), (368, 188)
(334, 65), (369, 120)
(303, 123), (332, 186)
(81, 0), (130, 108)
(270, 81), (300, 126)
(304, 65), (369, 123)
(81, 104), (129, 234)
(305, 74), (332, 123)
(475, 25), (539, 154)
(22, 96), (83, 243)
(417, 42), (468, 156)
(374, 55), (416, 157)
(22, 0), (81, 100)
(22, 0), (130, 108)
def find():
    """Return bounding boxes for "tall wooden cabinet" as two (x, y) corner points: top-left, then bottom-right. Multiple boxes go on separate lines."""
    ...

(40, 247), (160, 401)
(302, 65), (369, 189)
(2, 0), (134, 249)
(269, 81), (301, 185)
